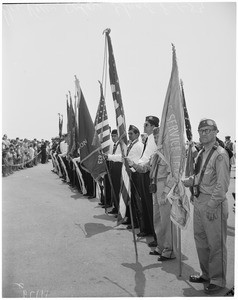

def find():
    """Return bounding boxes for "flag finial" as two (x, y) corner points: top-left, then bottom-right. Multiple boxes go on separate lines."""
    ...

(171, 43), (177, 64)
(103, 28), (111, 35)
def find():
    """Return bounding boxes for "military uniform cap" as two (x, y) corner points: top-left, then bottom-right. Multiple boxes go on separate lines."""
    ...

(225, 136), (231, 139)
(146, 116), (159, 127)
(198, 118), (218, 131)
(128, 125), (140, 134)
(111, 129), (118, 135)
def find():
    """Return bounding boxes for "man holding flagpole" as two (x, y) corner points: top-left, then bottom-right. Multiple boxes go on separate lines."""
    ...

(183, 118), (230, 294)
(127, 126), (177, 260)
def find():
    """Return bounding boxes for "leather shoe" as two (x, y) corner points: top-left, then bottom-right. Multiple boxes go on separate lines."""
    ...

(189, 275), (210, 283)
(102, 205), (112, 208)
(127, 224), (139, 229)
(137, 232), (148, 237)
(121, 219), (130, 225)
(149, 250), (160, 256)
(204, 284), (223, 294)
(108, 208), (117, 214)
(88, 195), (95, 199)
(148, 240), (157, 247)
(157, 255), (176, 261)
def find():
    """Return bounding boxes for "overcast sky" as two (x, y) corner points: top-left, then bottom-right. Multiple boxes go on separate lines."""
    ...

(2, 1), (236, 143)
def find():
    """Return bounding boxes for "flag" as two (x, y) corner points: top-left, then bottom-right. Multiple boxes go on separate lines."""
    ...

(58, 113), (63, 138)
(74, 76), (106, 182)
(93, 81), (111, 154)
(105, 29), (131, 221)
(158, 44), (190, 230)
(67, 92), (77, 157)
(181, 80), (196, 177)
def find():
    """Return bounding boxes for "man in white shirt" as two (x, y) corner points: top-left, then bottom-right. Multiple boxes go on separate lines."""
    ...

(104, 129), (122, 215)
(123, 125), (143, 228)
(135, 116), (159, 240)
(58, 134), (70, 182)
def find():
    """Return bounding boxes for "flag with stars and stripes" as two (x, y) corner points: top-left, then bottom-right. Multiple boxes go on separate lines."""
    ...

(93, 81), (111, 154)
(181, 80), (196, 177)
(74, 76), (106, 182)
(105, 29), (131, 222)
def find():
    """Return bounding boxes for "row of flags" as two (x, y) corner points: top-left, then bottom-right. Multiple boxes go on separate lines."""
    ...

(58, 30), (194, 231)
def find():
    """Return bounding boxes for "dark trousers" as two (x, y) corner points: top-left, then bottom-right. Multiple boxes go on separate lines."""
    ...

(81, 167), (95, 197)
(125, 172), (143, 227)
(137, 172), (155, 235)
(110, 162), (122, 211)
(103, 172), (112, 206)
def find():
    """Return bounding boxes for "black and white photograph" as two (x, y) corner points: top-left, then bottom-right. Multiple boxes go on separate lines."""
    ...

(2, 1), (236, 297)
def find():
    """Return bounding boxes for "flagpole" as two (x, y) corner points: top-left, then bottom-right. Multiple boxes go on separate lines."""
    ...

(100, 151), (117, 215)
(103, 28), (138, 260)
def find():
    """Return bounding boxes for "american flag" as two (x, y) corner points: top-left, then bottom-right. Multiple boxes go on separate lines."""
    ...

(105, 29), (131, 221)
(181, 80), (192, 142)
(180, 80), (194, 177)
(94, 81), (111, 154)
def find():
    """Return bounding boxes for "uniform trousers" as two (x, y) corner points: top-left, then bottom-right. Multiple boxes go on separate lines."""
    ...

(110, 162), (122, 211)
(152, 179), (176, 257)
(125, 172), (143, 227)
(103, 161), (112, 206)
(137, 172), (155, 235)
(193, 193), (228, 287)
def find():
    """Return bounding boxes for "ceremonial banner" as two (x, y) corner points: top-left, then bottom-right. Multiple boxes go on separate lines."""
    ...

(58, 114), (63, 138)
(93, 81), (111, 154)
(75, 76), (106, 182)
(105, 29), (131, 221)
(158, 45), (190, 230)
(67, 92), (77, 157)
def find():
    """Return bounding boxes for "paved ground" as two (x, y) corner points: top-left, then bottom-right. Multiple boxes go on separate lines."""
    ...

(2, 162), (235, 297)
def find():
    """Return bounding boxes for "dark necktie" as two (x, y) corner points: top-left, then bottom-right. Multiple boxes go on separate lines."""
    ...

(141, 137), (148, 158)
(113, 143), (117, 154)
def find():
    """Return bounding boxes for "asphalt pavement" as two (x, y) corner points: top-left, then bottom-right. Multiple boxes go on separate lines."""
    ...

(2, 162), (236, 297)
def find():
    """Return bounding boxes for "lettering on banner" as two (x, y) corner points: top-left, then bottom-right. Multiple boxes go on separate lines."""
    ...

(166, 113), (182, 178)
(79, 139), (87, 149)
(98, 154), (103, 165)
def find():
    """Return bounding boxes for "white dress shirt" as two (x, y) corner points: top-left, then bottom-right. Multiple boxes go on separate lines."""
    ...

(138, 133), (157, 164)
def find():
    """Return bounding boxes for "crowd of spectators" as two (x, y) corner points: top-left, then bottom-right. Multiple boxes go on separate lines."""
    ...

(2, 134), (51, 177)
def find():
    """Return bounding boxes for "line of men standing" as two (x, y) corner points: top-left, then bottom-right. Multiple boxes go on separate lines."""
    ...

(50, 116), (232, 295)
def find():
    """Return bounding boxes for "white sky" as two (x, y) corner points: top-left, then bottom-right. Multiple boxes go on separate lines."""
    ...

(2, 1), (236, 143)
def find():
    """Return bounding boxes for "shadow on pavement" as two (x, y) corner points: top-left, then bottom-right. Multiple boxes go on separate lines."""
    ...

(122, 261), (160, 297)
(103, 276), (134, 297)
(93, 214), (117, 222)
(75, 222), (113, 238)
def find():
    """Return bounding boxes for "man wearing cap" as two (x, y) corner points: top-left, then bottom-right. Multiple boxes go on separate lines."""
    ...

(123, 125), (143, 228)
(58, 134), (70, 183)
(134, 116), (159, 240)
(183, 118), (230, 294)
(104, 129), (122, 215)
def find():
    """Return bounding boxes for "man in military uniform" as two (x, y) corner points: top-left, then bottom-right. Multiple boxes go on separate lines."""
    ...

(183, 119), (230, 294)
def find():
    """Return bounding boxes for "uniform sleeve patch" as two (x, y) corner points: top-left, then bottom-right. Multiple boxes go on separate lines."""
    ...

(217, 154), (223, 161)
